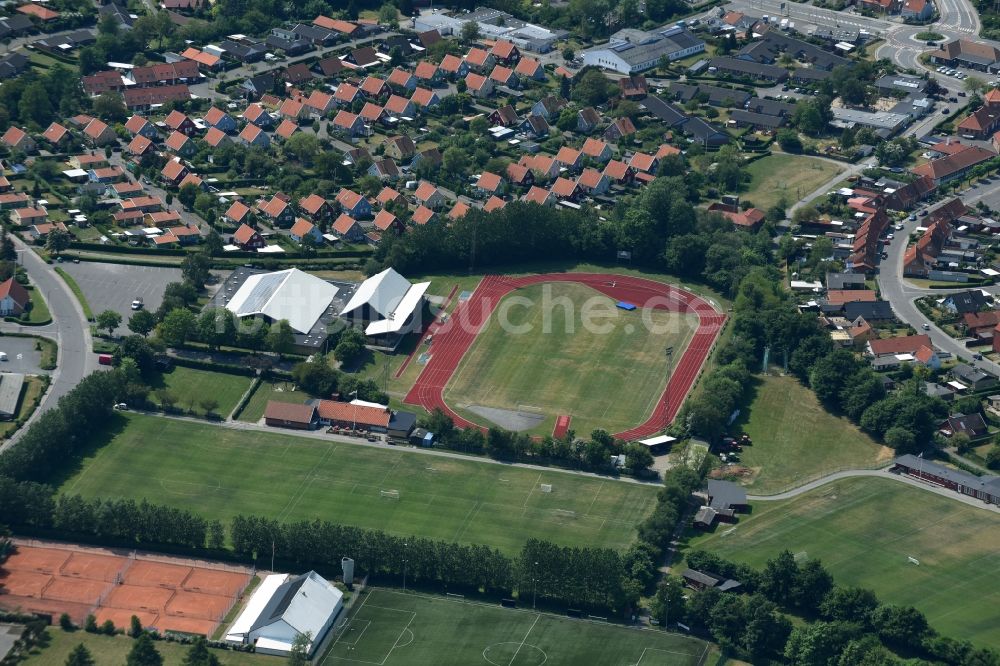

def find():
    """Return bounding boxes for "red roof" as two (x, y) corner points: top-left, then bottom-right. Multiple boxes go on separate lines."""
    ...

(225, 200), (250, 222)
(315, 400), (389, 427)
(233, 223), (260, 244)
(164, 110), (191, 130)
(333, 214), (359, 235)
(0, 277), (29, 308)
(373, 209), (399, 230)
(165, 131), (190, 152)
(17, 3), (59, 20)
(484, 196), (506, 212)
(264, 401), (316, 424)
(275, 119), (299, 139)
(477, 171), (503, 193)
(826, 289), (877, 306)
(411, 205), (434, 225)
(868, 334), (931, 356)
(411, 87), (437, 107)
(290, 217), (315, 238)
(414, 61), (438, 80)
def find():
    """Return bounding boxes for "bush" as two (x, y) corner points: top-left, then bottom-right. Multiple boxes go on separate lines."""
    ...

(59, 612), (74, 631)
(84, 614), (98, 633)
(101, 618), (116, 635)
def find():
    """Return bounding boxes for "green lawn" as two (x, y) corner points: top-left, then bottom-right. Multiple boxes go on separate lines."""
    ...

(445, 283), (698, 436)
(25, 285), (51, 324)
(733, 375), (892, 493)
(61, 414), (658, 554)
(22, 628), (274, 665)
(238, 379), (315, 422)
(149, 366), (253, 417)
(687, 477), (1000, 648)
(321, 588), (713, 666)
(742, 154), (846, 211)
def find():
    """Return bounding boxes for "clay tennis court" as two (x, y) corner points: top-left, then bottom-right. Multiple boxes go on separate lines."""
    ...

(0, 542), (251, 637)
(405, 273), (726, 440)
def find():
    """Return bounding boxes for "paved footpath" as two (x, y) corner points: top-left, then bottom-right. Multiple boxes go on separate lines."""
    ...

(748, 468), (1000, 514)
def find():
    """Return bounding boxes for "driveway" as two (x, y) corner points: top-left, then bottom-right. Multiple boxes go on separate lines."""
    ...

(0, 337), (43, 374)
(58, 263), (182, 334)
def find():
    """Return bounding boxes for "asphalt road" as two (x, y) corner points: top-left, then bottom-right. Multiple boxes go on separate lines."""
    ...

(0, 237), (97, 451)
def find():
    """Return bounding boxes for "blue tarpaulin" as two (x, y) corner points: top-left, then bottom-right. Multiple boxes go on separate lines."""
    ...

(616, 301), (637, 311)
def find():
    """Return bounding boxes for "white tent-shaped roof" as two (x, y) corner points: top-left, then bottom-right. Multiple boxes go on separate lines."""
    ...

(226, 268), (338, 334)
(340, 267), (430, 336)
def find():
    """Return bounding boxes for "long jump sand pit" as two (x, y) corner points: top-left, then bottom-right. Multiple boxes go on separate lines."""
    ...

(0, 541), (252, 637)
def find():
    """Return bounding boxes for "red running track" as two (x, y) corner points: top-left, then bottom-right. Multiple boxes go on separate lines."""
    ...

(403, 273), (727, 441)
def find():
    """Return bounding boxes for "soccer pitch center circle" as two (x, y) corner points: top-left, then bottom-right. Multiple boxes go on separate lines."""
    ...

(404, 273), (726, 441)
(483, 642), (548, 665)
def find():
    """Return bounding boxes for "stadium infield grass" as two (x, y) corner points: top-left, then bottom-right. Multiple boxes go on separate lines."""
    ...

(686, 476), (1000, 649)
(61, 414), (658, 554)
(320, 588), (715, 666)
(732, 375), (892, 494)
(444, 283), (699, 436)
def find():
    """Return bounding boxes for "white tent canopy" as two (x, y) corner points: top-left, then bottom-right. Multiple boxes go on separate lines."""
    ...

(226, 268), (338, 334)
(340, 267), (431, 336)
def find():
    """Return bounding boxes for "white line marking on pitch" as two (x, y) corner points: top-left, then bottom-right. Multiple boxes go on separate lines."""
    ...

(508, 614), (540, 666)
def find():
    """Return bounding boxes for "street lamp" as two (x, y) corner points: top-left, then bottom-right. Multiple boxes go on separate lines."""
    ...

(349, 390), (358, 431)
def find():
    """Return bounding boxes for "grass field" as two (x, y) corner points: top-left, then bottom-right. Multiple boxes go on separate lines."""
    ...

(742, 154), (845, 211)
(687, 476), (1000, 648)
(733, 375), (892, 493)
(22, 628), (270, 665)
(445, 283), (698, 436)
(238, 379), (314, 422)
(321, 589), (714, 666)
(149, 366), (252, 417)
(62, 414), (658, 554)
(24, 285), (51, 325)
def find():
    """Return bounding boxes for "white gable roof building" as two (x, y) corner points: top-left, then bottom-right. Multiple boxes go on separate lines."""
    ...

(225, 268), (339, 334)
(339, 267), (431, 337)
(225, 571), (343, 656)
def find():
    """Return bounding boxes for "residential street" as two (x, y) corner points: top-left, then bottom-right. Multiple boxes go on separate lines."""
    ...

(0, 236), (97, 452)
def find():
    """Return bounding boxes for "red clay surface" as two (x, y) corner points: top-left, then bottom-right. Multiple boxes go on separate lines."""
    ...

(404, 273), (726, 440)
(0, 545), (250, 637)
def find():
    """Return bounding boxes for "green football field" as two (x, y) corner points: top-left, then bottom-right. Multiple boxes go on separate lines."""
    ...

(62, 414), (658, 554)
(687, 476), (1000, 648)
(321, 589), (714, 666)
(445, 283), (698, 436)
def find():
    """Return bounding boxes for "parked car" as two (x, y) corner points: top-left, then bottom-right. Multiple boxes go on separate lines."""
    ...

(922, 323), (931, 330)
(131, 297), (143, 310)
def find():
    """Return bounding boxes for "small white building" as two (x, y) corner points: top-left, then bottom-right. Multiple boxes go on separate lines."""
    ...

(340, 267), (431, 343)
(225, 571), (343, 657)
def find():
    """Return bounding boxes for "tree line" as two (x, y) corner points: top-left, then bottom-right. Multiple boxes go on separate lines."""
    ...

(674, 550), (1000, 665)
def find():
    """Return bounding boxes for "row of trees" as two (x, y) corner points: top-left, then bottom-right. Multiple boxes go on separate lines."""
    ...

(419, 409), (654, 474)
(677, 550), (1000, 665)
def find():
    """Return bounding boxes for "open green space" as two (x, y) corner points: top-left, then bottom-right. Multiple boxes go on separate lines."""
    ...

(321, 588), (713, 666)
(238, 379), (314, 422)
(24, 285), (51, 325)
(733, 375), (892, 493)
(61, 414), (658, 554)
(742, 154), (846, 211)
(22, 627), (271, 665)
(687, 477), (1000, 648)
(149, 366), (252, 417)
(445, 283), (697, 436)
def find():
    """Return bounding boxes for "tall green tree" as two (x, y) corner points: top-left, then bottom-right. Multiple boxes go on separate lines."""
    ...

(126, 633), (163, 666)
(95, 309), (123, 337)
(128, 310), (157, 337)
(45, 229), (71, 257)
(266, 319), (295, 357)
(183, 638), (221, 666)
(158, 308), (197, 346)
(65, 644), (96, 666)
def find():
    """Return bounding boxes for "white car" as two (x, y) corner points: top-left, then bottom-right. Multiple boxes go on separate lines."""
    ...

(922, 323), (931, 330)
(887, 233), (894, 239)
(131, 297), (144, 310)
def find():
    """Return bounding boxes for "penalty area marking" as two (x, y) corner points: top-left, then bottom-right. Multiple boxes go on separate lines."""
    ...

(633, 647), (703, 665)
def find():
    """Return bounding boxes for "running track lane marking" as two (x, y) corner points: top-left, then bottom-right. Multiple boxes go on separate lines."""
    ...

(403, 273), (726, 440)
(394, 284), (461, 379)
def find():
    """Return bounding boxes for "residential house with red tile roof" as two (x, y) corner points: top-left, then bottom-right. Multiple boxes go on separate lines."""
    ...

(603, 159), (635, 184)
(490, 65), (518, 88)
(475, 171), (504, 197)
(165, 130), (196, 157)
(258, 195), (295, 227)
(128, 135), (155, 156)
(83, 119), (116, 146)
(374, 209), (405, 232)
(912, 145), (996, 184)
(242, 103), (274, 128)
(203, 106), (237, 132)
(629, 152), (659, 174)
(410, 87), (440, 108)
(581, 138), (613, 162)
(555, 146), (584, 171)
(465, 47), (495, 72)
(0, 276), (30, 316)
(550, 177), (580, 201)
(414, 61), (443, 85)
(514, 57), (544, 81)
(164, 110), (197, 136)
(406, 205), (432, 226)
(336, 188), (372, 218)
(604, 117), (637, 142)
(385, 94), (416, 118)
(414, 181), (445, 209)
(42, 122), (69, 145)
(360, 76), (389, 98)
(125, 115), (158, 139)
(224, 200), (252, 226)
(439, 54), (469, 79)
(484, 196), (507, 212)
(290, 217), (324, 244)
(519, 154), (560, 181)
(523, 185), (556, 206)
(332, 111), (366, 138)
(490, 40), (520, 64)
(334, 83), (362, 106)
(232, 223), (266, 250)
(387, 68), (417, 91)
(377, 187), (406, 208)
(360, 102), (387, 124)
(275, 119), (299, 140)
(203, 127), (230, 147)
(279, 98), (309, 121)
(506, 163), (535, 188)
(299, 194), (333, 223)
(18, 3), (59, 20)
(957, 105), (1000, 139)
(449, 201), (471, 220)
(160, 158), (189, 186)
(577, 168), (610, 195)
(333, 213), (364, 241)
(867, 334), (931, 357)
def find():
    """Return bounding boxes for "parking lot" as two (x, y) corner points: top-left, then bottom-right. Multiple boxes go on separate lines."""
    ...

(58, 263), (183, 334)
(0, 336), (44, 374)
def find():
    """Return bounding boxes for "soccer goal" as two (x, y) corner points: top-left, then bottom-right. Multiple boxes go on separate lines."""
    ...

(540, 484), (553, 493)
(554, 509), (576, 518)
(380, 490), (400, 500)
